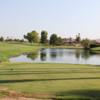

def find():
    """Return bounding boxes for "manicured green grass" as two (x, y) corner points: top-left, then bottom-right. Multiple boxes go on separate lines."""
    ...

(90, 47), (100, 54)
(91, 47), (100, 54)
(0, 42), (40, 62)
(91, 47), (100, 51)
(0, 42), (100, 99)
(0, 63), (100, 99)
(42, 45), (83, 49)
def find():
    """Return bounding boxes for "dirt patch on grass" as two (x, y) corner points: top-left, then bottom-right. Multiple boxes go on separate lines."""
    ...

(0, 87), (52, 100)
(1, 97), (41, 100)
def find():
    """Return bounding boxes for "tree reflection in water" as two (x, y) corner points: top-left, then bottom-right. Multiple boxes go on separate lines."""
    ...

(75, 49), (81, 60)
(40, 49), (47, 61)
(50, 49), (57, 59)
(27, 52), (38, 60)
(81, 50), (91, 60)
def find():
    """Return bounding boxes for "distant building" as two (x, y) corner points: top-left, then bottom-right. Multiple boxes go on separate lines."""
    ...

(95, 39), (100, 44)
(62, 38), (76, 45)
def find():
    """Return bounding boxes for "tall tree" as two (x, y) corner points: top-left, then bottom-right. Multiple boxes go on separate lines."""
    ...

(24, 31), (39, 43)
(76, 33), (81, 43)
(41, 31), (48, 44)
(56, 37), (63, 46)
(50, 34), (58, 45)
(0, 36), (4, 42)
(81, 39), (90, 49)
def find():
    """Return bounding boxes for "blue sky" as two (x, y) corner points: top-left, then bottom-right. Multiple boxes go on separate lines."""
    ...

(0, 0), (100, 39)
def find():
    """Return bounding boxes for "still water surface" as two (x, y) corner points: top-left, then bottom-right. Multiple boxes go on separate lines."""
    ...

(9, 48), (100, 65)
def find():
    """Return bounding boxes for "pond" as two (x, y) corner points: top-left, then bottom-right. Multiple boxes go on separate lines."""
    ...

(9, 48), (100, 65)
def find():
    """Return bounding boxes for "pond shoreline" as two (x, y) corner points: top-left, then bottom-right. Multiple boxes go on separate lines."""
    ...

(9, 48), (100, 65)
